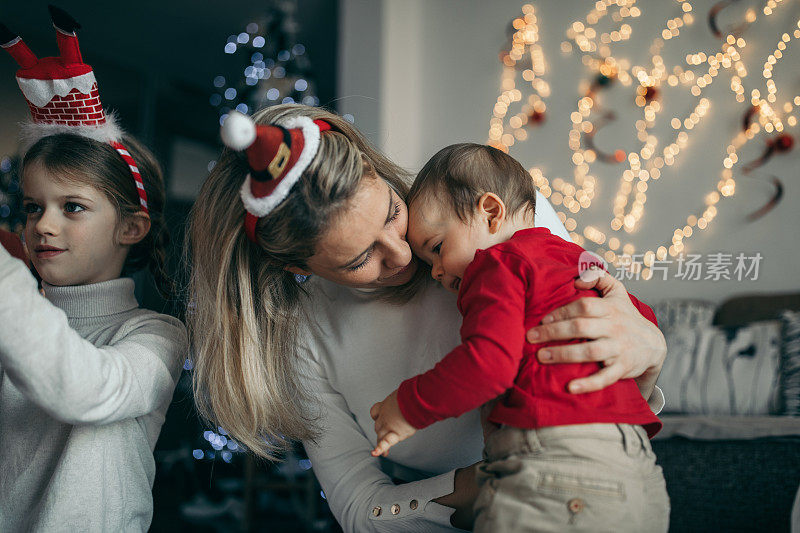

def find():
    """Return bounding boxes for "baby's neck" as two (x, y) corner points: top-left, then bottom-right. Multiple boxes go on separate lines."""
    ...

(495, 211), (536, 243)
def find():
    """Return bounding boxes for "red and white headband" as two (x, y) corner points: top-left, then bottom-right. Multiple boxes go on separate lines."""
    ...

(1, 6), (148, 214)
(220, 111), (331, 242)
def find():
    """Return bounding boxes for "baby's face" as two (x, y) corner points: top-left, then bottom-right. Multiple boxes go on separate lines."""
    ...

(408, 195), (496, 294)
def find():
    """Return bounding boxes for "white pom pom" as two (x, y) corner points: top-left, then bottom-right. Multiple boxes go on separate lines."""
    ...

(220, 111), (257, 151)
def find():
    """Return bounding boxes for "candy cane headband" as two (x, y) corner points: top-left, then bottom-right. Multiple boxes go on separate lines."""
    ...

(220, 111), (331, 242)
(1, 6), (148, 213)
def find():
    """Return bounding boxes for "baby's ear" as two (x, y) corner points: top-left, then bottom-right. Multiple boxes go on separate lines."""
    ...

(118, 212), (151, 246)
(477, 192), (506, 233)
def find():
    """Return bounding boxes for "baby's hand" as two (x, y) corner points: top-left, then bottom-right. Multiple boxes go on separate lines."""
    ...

(369, 390), (417, 457)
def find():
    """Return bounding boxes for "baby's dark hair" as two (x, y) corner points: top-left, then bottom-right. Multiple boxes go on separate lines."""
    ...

(408, 143), (537, 222)
(22, 133), (173, 297)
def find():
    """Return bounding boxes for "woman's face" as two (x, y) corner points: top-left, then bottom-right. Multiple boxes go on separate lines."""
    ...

(304, 176), (419, 288)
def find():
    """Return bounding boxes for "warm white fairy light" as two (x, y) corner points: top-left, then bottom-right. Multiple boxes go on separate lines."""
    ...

(488, 1), (797, 279)
(585, 3), (794, 270)
(560, 0), (700, 237)
(488, 4), (548, 151)
(664, 15), (800, 265)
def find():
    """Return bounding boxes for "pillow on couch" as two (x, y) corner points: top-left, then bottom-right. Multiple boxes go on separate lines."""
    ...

(658, 320), (782, 415)
(652, 299), (716, 331)
(780, 310), (800, 416)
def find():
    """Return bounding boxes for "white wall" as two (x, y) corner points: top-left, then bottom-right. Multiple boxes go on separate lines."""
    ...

(337, 0), (384, 146)
(339, 0), (800, 304)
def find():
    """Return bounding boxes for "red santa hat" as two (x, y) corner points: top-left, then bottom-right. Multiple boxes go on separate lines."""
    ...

(1, 6), (148, 213)
(220, 111), (331, 242)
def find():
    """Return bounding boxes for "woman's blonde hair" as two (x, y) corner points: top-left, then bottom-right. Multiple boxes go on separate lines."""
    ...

(187, 104), (424, 459)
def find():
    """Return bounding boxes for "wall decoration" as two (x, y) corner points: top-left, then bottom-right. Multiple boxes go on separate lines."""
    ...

(487, 1), (799, 280)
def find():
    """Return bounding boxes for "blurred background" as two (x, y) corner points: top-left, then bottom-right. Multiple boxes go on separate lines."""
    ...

(1, 0), (800, 531)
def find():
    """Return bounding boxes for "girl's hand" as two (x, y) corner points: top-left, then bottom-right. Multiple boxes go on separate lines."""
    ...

(526, 270), (666, 396)
(369, 390), (417, 457)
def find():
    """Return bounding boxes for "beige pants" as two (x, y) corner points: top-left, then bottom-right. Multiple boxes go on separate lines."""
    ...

(474, 424), (670, 533)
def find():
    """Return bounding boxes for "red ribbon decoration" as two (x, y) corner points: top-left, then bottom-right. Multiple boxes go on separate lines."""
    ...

(740, 131), (794, 221)
(583, 111), (627, 164)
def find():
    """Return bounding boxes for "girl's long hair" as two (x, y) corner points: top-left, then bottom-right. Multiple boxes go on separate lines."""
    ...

(22, 133), (172, 297)
(186, 104), (424, 459)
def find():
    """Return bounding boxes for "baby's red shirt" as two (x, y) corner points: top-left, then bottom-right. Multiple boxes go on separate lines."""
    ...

(397, 227), (662, 438)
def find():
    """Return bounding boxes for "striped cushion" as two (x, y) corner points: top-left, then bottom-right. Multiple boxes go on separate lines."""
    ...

(779, 310), (800, 416)
(652, 299), (716, 331)
(658, 321), (782, 415)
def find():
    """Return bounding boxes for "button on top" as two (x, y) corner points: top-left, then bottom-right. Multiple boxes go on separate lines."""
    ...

(390, 504), (400, 515)
(372, 506), (381, 517)
(409, 499), (418, 510)
(568, 498), (585, 514)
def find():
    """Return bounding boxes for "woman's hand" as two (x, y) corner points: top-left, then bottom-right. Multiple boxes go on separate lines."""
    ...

(433, 461), (481, 530)
(369, 390), (417, 457)
(526, 270), (666, 397)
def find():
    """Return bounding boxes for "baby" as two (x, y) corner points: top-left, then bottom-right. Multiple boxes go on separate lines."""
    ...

(370, 143), (669, 532)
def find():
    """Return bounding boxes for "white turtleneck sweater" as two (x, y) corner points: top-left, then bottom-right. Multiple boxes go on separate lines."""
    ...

(0, 245), (187, 532)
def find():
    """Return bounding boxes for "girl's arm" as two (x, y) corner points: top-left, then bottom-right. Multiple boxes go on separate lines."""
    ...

(0, 229), (28, 264)
(527, 271), (666, 405)
(299, 343), (466, 533)
(0, 245), (186, 425)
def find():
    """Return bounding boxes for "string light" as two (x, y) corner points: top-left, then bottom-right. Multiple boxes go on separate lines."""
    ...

(488, 4), (548, 151)
(667, 16), (799, 258)
(487, 1), (797, 279)
(532, 0), (699, 230)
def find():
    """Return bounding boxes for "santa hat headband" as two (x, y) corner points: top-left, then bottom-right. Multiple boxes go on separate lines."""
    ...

(220, 111), (332, 243)
(1, 6), (148, 214)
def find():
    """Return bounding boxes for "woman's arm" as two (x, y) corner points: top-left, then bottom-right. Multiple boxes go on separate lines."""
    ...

(531, 194), (665, 404)
(299, 343), (468, 532)
(0, 245), (186, 424)
(526, 270), (666, 400)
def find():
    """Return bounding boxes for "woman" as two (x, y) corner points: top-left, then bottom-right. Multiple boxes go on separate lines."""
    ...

(187, 104), (666, 532)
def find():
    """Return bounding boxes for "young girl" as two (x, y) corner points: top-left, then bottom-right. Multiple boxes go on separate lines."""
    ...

(370, 143), (669, 532)
(0, 133), (187, 531)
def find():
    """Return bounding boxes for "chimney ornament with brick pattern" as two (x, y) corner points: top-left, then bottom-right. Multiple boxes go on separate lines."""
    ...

(0, 5), (148, 213)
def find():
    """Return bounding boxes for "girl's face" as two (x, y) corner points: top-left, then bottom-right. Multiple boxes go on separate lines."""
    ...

(22, 161), (130, 286)
(303, 176), (419, 288)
